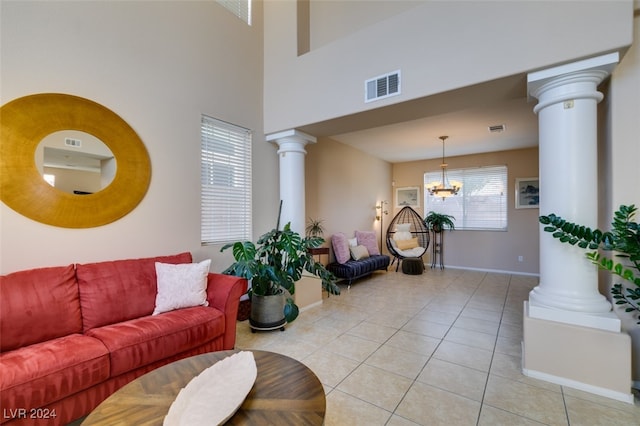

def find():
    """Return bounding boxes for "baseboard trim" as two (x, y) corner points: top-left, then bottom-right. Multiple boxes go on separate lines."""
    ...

(522, 368), (635, 404)
(299, 300), (322, 312)
(445, 264), (540, 277)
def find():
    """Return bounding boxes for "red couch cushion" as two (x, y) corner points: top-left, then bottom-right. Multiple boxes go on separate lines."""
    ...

(0, 265), (81, 352)
(76, 252), (192, 332)
(0, 334), (109, 414)
(85, 306), (224, 377)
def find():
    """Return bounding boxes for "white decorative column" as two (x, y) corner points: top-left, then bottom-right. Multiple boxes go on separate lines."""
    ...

(523, 52), (633, 404)
(265, 129), (316, 235)
(527, 52), (620, 331)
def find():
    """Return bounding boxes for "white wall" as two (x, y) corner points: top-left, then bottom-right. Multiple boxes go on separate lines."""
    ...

(305, 137), (393, 257)
(0, 1), (276, 274)
(609, 3), (640, 386)
(309, 0), (420, 51)
(264, 0), (633, 134)
(393, 147), (540, 275)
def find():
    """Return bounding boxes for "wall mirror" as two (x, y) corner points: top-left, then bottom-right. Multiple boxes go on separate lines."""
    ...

(37, 130), (117, 194)
(0, 93), (151, 228)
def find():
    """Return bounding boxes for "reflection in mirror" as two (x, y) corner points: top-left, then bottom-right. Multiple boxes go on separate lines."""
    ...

(35, 130), (116, 194)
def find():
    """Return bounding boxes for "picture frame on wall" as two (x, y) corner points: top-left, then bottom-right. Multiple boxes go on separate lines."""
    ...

(515, 177), (539, 209)
(395, 187), (420, 208)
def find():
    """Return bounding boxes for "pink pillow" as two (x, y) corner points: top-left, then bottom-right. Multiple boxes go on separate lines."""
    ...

(331, 233), (351, 264)
(356, 230), (380, 255)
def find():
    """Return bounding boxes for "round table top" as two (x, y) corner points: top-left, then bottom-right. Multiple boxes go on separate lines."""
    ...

(82, 350), (326, 425)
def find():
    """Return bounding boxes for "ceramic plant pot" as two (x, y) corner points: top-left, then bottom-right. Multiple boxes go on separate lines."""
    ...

(249, 293), (286, 332)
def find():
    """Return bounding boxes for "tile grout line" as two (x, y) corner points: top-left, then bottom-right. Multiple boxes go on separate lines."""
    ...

(561, 386), (571, 425)
(238, 272), (638, 424)
(321, 270), (471, 424)
(475, 273), (512, 426)
(385, 270), (498, 424)
(241, 272), (544, 424)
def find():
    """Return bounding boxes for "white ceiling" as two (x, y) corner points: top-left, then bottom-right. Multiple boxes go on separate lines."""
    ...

(299, 74), (540, 163)
(331, 97), (539, 163)
(44, 147), (112, 173)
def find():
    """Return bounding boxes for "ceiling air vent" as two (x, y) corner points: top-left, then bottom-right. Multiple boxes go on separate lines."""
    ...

(65, 137), (82, 148)
(488, 124), (506, 133)
(365, 70), (401, 103)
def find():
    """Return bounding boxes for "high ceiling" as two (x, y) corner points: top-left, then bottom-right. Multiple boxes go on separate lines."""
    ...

(299, 74), (540, 163)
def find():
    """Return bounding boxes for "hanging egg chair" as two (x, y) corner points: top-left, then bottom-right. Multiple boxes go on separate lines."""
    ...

(385, 206), (430, 271)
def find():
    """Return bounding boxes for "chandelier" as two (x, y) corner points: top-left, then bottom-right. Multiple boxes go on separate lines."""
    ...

(425, 136), (462, 199)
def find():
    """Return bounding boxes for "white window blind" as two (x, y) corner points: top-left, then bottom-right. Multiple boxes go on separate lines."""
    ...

(424, 165), (507, 231)
(201, 115), (252, 245)
(216, 0), (252, 25)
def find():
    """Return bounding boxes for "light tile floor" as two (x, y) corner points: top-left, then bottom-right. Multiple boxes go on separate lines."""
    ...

(235, 268), (640, 425)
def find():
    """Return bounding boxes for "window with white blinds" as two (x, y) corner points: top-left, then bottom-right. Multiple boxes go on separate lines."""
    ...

(424, 165), (508, 231)
(201, 115), (252, 245)
(216, 0), (252, 25)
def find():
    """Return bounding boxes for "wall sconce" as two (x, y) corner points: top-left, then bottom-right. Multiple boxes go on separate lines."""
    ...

(375, 200), (388, 221)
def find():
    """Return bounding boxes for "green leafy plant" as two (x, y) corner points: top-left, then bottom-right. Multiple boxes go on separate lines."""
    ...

(539, 204), (640, 323)
(221, 204), (339, 323)
(305, 218), (325, 238)
(424, 211), (456, 233)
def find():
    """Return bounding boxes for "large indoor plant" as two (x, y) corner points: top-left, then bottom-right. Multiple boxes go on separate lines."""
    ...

(221, 204), (340, 331)
(424, 211), (456, 233)
(539, 204), (640, 323)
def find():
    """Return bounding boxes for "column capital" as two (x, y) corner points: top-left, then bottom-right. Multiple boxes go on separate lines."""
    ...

(528, 52), (619, 95)
(527, 52), (619, 113)
(266, 129), (317, 155)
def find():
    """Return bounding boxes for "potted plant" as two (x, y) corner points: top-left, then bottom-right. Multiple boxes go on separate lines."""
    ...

(424, 211), (456, 233)
(539, 204), (640, 323)
(305, 218), (328, 256)
(305, 218), (325, 238)
(221, 204), (340, 332)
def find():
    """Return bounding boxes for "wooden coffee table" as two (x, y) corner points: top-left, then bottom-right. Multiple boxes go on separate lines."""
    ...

(82, 350), (325, 425)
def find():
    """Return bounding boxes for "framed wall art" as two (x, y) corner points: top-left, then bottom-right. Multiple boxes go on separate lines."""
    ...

(515, 177), (539, 209)
(395, 186), (420, 208)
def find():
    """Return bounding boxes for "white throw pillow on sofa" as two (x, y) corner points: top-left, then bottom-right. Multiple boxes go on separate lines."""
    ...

(153, 259), (211, 315)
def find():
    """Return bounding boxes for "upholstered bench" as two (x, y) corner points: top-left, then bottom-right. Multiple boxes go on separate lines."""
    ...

(328, 231), (390, 288)
(327, 254), (390, 287)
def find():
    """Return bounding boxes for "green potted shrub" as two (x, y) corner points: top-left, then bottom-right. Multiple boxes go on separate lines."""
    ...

(305, 218), (325, 238)
(305, 218), (328, 256)
(539, 204), (640, 323)
(424, 211), (456, 233)
(221, 205), (340, 332)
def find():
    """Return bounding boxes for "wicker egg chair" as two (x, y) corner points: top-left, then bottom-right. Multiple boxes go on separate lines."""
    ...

(385, 206), (430, 271)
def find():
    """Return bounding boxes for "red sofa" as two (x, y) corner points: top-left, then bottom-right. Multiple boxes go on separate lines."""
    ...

(0, 252), (247, 425)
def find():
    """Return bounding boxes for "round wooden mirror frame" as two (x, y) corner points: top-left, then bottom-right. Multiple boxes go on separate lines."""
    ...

(0, 93), (151, 228)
